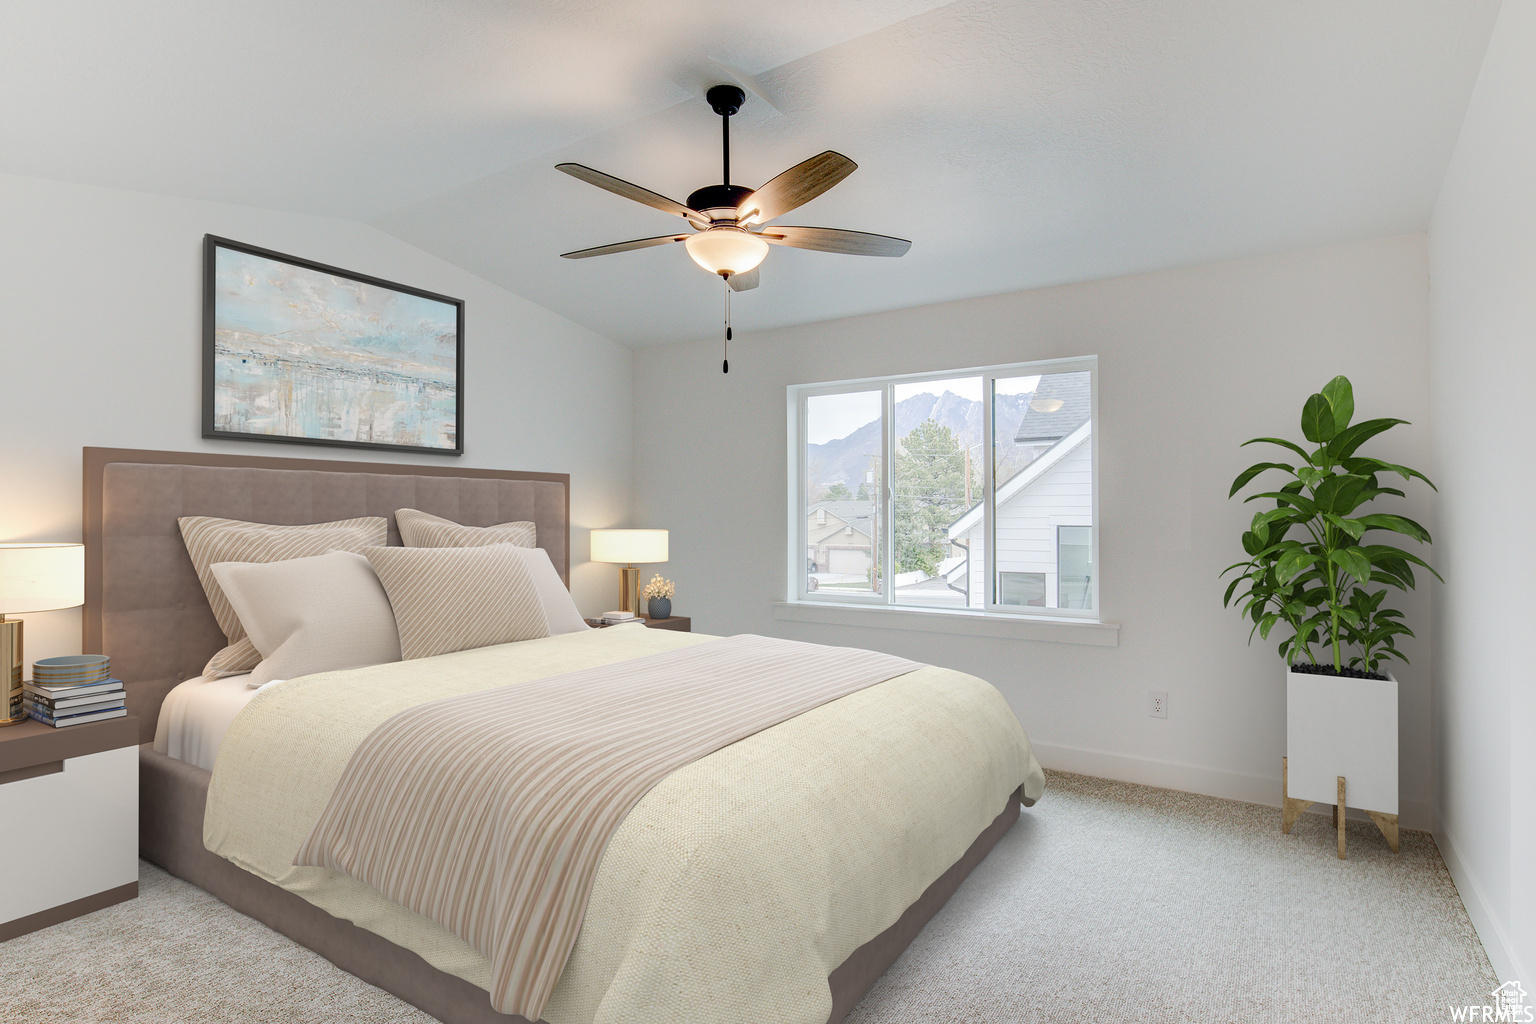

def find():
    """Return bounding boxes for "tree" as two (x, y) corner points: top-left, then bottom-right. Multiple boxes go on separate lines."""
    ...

(823, 482), (852, 500)
(855, 480), (870, 501)
(893, 419), (967, 576)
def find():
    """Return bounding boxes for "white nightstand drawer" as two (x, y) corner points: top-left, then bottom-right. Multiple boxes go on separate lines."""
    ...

(0, 744), (138, 924)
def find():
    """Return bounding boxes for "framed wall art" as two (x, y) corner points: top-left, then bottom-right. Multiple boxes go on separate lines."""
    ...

(203, 235), (465, 455)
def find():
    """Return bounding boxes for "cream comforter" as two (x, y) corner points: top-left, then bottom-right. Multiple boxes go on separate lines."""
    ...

(204, 627), (1045, 1024)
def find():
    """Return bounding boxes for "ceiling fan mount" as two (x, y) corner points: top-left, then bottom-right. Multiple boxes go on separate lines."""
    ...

(705, 84), (746, 118)
(686, 183), (753, 217)
(556, 84), (911, 292)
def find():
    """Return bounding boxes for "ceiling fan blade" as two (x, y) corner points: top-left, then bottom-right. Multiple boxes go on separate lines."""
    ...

(737, 151), (857, 225)
(727, 267), (759, 292)
(556, 163), (706, 226)
(559, 234), (688, 259)
(759, 226), (911, 258)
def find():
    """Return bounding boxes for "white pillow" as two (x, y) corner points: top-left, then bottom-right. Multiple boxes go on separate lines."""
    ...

(211, 551), (402, 688)
(515, 545), (589, 636)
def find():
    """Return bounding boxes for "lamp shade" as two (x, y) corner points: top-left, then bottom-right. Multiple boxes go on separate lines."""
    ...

(0, 543), (85, 613)
(685, 228), (769, 277)
(590, 529), (668, 564)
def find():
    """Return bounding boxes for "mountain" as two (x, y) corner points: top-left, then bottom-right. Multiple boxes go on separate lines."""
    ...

(806, 391), (1035, 492)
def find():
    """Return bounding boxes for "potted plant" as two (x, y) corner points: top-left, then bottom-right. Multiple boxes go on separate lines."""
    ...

(1223, 376), (1438, 858)
(641, 574), (674, 620)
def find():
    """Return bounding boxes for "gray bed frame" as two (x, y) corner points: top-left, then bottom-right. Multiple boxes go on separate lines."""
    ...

(83, 446), (1020, 1024)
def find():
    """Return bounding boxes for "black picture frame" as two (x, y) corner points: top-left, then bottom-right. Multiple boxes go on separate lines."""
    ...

(202, 234), (465, 456)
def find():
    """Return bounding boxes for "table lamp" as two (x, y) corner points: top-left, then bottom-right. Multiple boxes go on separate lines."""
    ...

(0, 542), (86, 726)
(589, 529), (668, 614)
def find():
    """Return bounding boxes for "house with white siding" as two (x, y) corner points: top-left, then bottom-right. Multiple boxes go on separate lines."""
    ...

(946, 372), (1093, 610)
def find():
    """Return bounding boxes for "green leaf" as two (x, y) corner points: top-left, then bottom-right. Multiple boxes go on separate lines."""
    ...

(1241, 436), (1313, 463)
(1300, 394), (1337, 443)
(1349, 457), (1438, 492)
(1329, 547), (1374, 583)
(1276, 549), (1321, 583)
(1362, 544), (1443, 583)
(1324, 514), (1366, 540)
(1229, 462), (1295, 498)
(1321, 376), (1354, 430)
(1353, 513), (1432, 544)
(1311, 474), (1368, 514)
(1328, 417), (1407, 461)
(1244, 491), (1319, 515)
(1252, 507), (1302, 530)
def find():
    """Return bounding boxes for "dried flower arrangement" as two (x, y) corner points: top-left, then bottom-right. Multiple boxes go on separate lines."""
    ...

(640, 574), (675, 600)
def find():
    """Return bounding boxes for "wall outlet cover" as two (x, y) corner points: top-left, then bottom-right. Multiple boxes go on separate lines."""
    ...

(1148, 690), (1168, 718)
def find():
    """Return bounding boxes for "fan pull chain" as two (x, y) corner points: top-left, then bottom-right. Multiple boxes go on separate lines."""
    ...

(722, 276), (731, 374)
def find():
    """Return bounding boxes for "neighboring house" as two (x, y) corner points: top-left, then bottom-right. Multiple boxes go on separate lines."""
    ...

(947, 372), (1093, 609)
(806, 501), (877, 575)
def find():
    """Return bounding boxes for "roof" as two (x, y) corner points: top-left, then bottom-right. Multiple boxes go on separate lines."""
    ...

(1013, 371), (1092, 443)
(808, 501), (877, 526)
(947, 418), (1092, 539)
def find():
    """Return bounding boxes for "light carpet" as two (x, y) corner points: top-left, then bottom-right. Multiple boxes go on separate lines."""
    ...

(4, 770), (1495, 1023)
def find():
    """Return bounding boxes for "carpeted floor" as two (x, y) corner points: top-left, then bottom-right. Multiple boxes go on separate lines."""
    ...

(4, 771), (1496, 1023)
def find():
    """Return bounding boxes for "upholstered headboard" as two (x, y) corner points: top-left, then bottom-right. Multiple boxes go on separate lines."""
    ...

(82, 447), (570, 742)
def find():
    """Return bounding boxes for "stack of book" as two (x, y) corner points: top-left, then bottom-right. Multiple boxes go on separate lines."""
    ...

(23, 655), (125, 728)
(600, 610), (639, 626)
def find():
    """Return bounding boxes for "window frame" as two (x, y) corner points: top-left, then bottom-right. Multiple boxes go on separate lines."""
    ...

(787, 355), (1100, 622)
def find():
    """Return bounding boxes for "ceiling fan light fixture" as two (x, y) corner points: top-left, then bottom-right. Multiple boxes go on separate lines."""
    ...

(684, 227), (769, 277)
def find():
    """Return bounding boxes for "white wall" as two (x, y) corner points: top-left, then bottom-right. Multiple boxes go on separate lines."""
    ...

(635, 233), (1437, 826)
(1427, 0), (1536, 985)
(0, 172), (634, 661)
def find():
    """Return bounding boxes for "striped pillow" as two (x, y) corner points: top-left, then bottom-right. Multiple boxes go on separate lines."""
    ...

(178, 515), (389, 678)
(363, 543), (550, 661)
(395, 508), (536, 549)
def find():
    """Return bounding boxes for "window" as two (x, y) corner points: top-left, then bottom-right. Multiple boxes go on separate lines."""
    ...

(791, 357), (1097, 618)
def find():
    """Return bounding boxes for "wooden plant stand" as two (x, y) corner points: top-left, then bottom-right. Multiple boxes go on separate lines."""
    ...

(1282, 757), (1399, 860)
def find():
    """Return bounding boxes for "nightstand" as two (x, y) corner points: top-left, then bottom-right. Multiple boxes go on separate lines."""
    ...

(639, 615), (691, 632)
(0, 715), (139, 940)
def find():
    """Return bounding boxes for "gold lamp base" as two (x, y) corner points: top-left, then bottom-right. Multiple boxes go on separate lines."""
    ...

(0, 617), (24, 727)
(618, 566), (639, 614)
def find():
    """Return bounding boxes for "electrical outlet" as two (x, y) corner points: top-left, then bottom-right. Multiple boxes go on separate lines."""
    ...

(1148, 690), (1168, 719)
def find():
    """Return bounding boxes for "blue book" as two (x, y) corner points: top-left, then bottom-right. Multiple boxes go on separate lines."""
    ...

(23, 703), (127, 728)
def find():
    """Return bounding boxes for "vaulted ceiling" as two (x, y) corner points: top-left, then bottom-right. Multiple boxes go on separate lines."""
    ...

(0, 1), (1499, 345)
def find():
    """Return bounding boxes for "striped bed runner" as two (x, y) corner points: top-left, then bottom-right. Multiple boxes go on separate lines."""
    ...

(294, 633), (921, 1019)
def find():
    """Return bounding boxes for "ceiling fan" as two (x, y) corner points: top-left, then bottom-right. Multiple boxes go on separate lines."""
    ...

(557, 85), (910, 370)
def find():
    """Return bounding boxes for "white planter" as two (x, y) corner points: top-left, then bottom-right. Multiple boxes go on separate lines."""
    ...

(1286, 666), (1398, 815)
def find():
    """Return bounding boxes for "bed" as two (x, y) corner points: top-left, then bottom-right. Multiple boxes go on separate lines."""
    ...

(85, 446), (1043, 1024)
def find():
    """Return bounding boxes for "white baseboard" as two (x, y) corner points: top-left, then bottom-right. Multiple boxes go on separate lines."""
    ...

(1435, 817), (1524, 985)
(1029, 741), (1435, 831)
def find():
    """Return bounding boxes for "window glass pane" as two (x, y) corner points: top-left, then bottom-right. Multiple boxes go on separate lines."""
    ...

(998, 571), (1046, 607)
(891, 377), (980, 608)
(1057, 525), (1093, 609)
(805, 391), (882, 596)
(988, 370), (1093, 609)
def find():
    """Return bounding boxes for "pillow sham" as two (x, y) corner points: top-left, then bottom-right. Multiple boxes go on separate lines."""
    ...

(211, 551), (402, 688)
(178, 515), (388, 678)
(363, 543), (550, 661)
(395, 508), (536, 549)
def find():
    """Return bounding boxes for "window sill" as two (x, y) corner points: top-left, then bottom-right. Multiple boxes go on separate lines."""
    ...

(771, 601), (1120, 647)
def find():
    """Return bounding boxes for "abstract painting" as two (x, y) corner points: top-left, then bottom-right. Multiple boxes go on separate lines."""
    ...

(203, 235), (464, 454)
